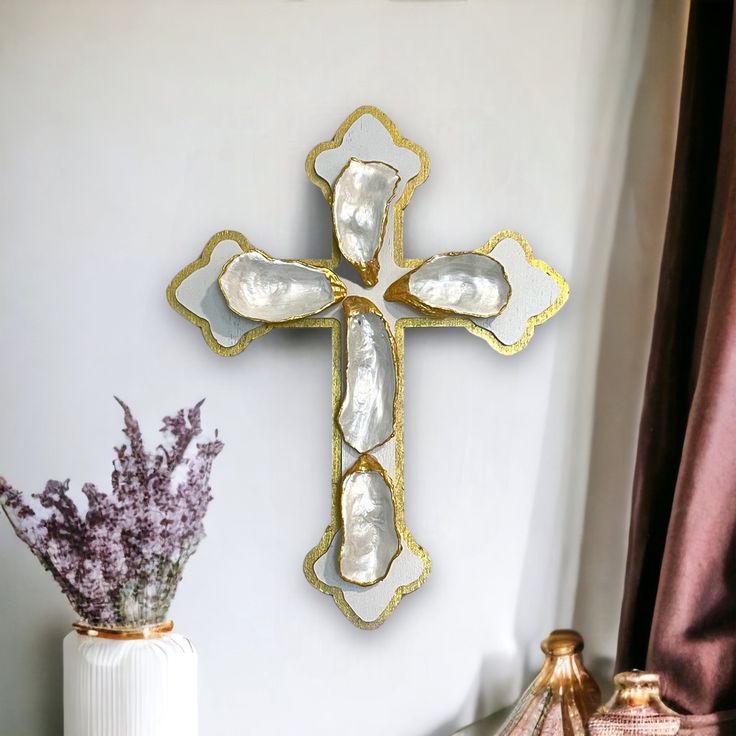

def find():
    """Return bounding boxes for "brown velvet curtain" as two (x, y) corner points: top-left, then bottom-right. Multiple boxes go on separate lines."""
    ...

(616, 0), (736, 733)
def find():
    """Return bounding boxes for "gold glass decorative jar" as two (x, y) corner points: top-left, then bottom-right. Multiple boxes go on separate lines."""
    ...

(496, 629), (601, 736)
(588, 671), (680, 736)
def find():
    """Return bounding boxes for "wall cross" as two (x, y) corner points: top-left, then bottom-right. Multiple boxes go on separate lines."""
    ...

(167, 107), (568, 628)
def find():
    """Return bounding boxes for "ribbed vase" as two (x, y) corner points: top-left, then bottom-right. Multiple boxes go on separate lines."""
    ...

(496, 629), (602, 736)
(63, 621), (197, 736)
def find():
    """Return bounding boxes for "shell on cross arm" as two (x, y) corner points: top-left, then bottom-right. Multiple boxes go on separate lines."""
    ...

(218, 248), (347, 323)
(385, 251), (511, 319)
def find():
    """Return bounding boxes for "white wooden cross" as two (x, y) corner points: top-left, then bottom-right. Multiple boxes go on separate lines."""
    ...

(167, 107), (568, 629)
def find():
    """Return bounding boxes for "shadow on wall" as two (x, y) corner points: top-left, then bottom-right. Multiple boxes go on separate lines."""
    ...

(513, 0), (687, 693)
(570, 0), (688, 668)
(446, 0), (688, 734)
(425, 652), (518, 736)
(296, 174), (335, 262)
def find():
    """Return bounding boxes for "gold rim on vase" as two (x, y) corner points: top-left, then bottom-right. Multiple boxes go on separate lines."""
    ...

(72, 620), (174, 640)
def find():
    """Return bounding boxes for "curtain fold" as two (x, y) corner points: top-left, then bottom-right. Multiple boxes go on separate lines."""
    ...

(616, 0), (736, 732)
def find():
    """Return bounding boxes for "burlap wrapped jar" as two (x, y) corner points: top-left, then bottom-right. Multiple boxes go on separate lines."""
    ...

(588, 671), (681, 736)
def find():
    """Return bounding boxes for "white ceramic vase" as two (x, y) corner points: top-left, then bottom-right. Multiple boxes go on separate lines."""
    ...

(63, 623), (197, 736)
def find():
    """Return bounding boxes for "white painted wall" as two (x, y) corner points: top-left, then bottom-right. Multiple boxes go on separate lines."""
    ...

(0, 1), (687, 734)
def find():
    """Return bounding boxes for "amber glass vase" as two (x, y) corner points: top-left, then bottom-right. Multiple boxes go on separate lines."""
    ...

(588, 671), (680, 736)
(496, 629), (601, 736)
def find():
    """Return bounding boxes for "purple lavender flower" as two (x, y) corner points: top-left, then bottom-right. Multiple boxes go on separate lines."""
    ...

(0, 399), (223, 628)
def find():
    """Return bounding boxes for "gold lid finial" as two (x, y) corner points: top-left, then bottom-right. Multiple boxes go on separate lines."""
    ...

(541, 629), (584, 656)
(608, 670), (675, 710)
(614, 671), (661, 688)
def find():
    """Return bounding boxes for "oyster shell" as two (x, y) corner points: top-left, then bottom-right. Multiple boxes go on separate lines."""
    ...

(218, 248), (347, 323)
(333, 158), (400, 286)
(339, 454), (401, 586)
(338, 297), (397, 454)
(385, 252), (511, 318)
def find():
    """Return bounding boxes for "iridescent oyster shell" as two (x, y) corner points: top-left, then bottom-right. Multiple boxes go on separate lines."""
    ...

(333, 158), (400, 287)
(339, 454), (401, 586)
(337, 297), (397, 454)
(385, 252), (511, 318)
(218, 248), (347, 323)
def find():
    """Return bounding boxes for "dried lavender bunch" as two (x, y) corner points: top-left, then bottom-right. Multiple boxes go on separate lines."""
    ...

(0, 399), (223, 628)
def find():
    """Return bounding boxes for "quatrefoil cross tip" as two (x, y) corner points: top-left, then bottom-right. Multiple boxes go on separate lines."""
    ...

(167, 106), (569, 629)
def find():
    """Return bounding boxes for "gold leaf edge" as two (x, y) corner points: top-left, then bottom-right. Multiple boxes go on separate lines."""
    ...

(166, 229), (272, 357)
